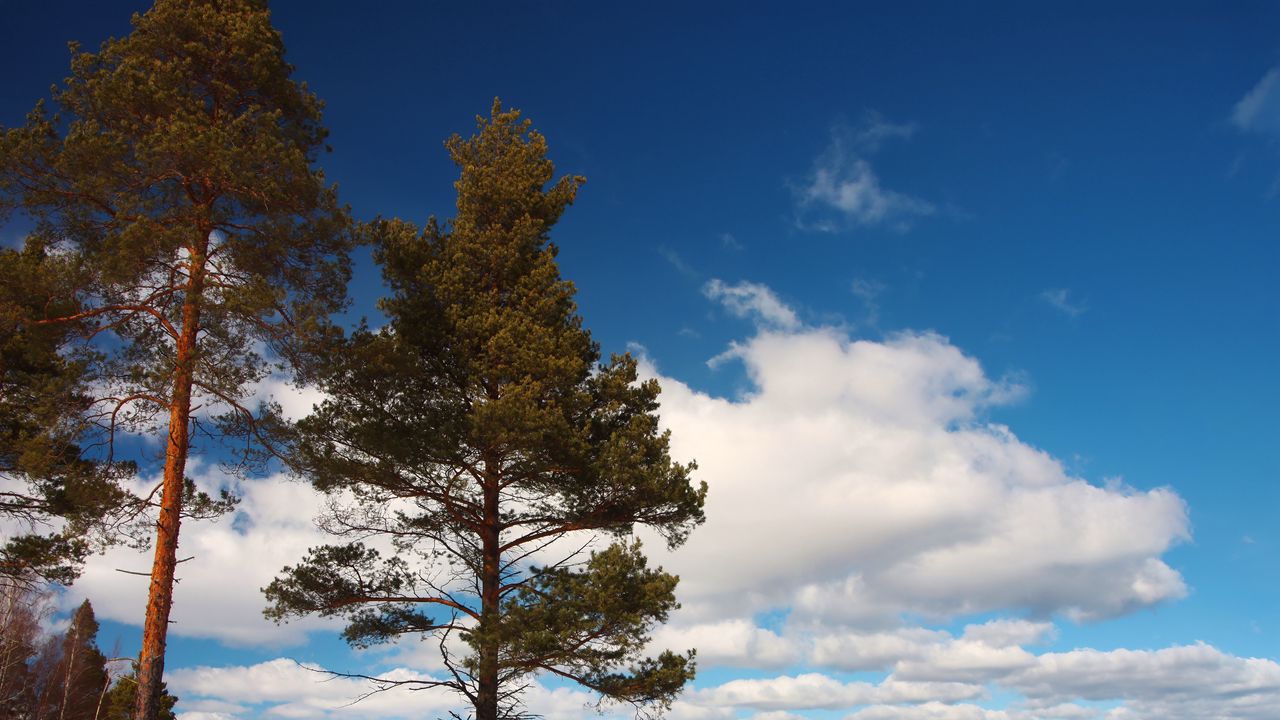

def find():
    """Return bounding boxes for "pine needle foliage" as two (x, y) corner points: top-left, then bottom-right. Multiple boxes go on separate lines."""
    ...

(266, 101), (706, 720)
(0, 2), (354, 717)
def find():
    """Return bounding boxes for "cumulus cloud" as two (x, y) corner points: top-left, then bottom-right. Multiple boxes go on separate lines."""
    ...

(166, 657), (748, 720)
(77, 278), (1265, 720)
(847, 702), (1010, 720)
(169, 659), (457, 719)
(811, 627), (949, 672)
(649, 619), (799, 669)
(66, 466), (336, 646)
(640, 311), (1188, 625)
(690, 673), (981, 712)
(703, 279), (801, 330)
(679, 640), (1280, 717)
(793, 115), (934, 232)
(1006, 643), (1280, 719)
(811, 620), (1051, 682)
(1232, 67), (1280, 136)
(167, 659), (643, 720)
(168, 644), (1280, 720)
(245, 374), (327, 423)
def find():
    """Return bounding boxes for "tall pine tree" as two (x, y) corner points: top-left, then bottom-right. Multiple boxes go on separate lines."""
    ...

(266, 102), (706, 720)
(0, 2), (353, 717)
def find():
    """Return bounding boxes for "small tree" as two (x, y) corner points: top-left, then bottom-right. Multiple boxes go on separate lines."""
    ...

(30, 600), (108, 720)
(101, 667), (178, 720)
(266, 102), (707, 720)
(0, 1), (354, 717)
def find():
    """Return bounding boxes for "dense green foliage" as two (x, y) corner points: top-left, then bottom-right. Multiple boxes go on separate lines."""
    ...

(101, 670), (178, 720)
(0, 1), (353, 717)
(0, 0), (352, 453)
(0, 245), (137, 585)
(266, 102), (706, 719)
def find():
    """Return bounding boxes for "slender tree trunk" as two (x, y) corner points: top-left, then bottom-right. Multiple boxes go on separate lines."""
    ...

(0, 590), (14, 706)
(134, 248), (205, 720)
(57, 622), (78, 720)
(475, 453), (501, 720)
(93, 669), (110, 720)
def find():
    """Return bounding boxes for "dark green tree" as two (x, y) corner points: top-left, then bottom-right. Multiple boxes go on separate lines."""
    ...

(102, 668), (178, 720)
(265, 102), (707, 720)
(1, 246), (139, 587)
(0, 1), (353, 717)
(31, 600), (108, 720)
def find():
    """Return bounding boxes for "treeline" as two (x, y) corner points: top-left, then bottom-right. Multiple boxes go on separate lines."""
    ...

(0, 584), (175, 720)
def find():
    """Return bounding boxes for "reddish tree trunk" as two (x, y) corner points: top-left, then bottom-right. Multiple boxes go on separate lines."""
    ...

(475, 453), (501, 720)
(134, 252), (204, 720)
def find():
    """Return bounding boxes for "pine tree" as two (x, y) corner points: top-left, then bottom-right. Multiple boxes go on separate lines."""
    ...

(266, 102), (707, 720)
(101, 669), (177, 720)
(31, 600), (107, 720)
(1, 247), (138, 586)
(0, 2), (353, 717)
(53, 600), (107, 720)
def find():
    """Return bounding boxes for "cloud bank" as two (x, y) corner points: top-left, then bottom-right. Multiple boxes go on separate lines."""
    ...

(64, 278), (1278, 719)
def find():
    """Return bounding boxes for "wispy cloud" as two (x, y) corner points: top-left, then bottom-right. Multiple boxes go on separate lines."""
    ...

(719, 232), (743, 251)
(1040, 288), (1086, 318)
(1233, 67), (1280, 136)
(659, 246), (697, 278)
(794, 113), (935, 233)
(703, 278), (800, 330)
(851, 277), (886, 327)
(852, 111), (918, 153)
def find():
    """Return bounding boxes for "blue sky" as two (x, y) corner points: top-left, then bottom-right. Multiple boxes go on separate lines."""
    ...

(3, 2), (1278, 719)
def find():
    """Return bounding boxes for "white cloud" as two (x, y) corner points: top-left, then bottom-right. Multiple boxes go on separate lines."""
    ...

(640, 306), (1187, 625)
(704, 279), (801, 330)
(691, 673), (981, 712)
(1232, 67), (1280, 136)
(649, 618), (800, 669)
(1040, 289), (1086, 318)
(1005, 643), (1280, 719)
(661, 246), (698, 278)
(960, 619), (1055, 648)
(847, 702), (1010, 720)
(164, 641), (1280, 720)
(812, 620), (1052, 684)
(93, 279), (1257, 720)
(893, 640), (1036, 683)
(175, 699), (250, 715)
(852, 113), (919, 153)
(812, 627), (949, 672)
(851, 277), (886, 327)
(67, 466), (337, 646)
(168, 659), (459, 719)
(167, 658), (662, 720)
(245, 374), (327, 423)
(794, 117), (934, 232)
